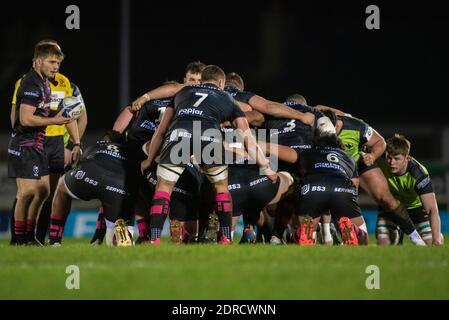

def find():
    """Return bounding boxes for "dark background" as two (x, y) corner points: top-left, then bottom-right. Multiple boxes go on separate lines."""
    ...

(1, 1), (448, 146)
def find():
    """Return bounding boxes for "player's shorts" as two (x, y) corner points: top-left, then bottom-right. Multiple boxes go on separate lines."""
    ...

(378, 206), (429, 225)
(64, 160), (138, 222)
(228, 165), (281, 218)
(8, 138), (49, 179)
(145, 168), (200, 222)
(159, 125), (225, 170)
(44, 135), (65, 174)
(298, 174), (361, 220)
(357, 159), (379, 175)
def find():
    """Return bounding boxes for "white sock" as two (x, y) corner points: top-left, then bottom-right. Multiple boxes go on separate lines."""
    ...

(408, 230), (426, 246)
(323, 223), (333, 243)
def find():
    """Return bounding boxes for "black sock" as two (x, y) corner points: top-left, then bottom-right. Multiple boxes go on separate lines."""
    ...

(388, 203), (415, 235)
(149, 191), (170, 241)
(215, 192), (232, 240)
(9, 199), (17, 245)
(49, 214), (67, 244)
(36, 201), (52, 244)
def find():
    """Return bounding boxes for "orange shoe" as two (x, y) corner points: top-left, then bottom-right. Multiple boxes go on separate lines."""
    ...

(218, 233), (231, 245)
(299, 216), (315, 245)
(338, 217), (358, 245)
(150, 238), (161, 245)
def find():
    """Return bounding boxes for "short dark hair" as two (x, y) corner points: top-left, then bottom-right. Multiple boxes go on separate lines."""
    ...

(34, 43), (64, 60)
(313, 132), (345, 150)
(201, 65), (225, 83)
(185, 61), (206, 75)
(225, 72), (245, 91)
(386, 134), (411, 156)
(102, 130), (125, 144)
(286, 94), (307, 105)
(320, 109), (337, 126)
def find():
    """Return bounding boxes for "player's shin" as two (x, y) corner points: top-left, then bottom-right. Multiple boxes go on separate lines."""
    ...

(215, 192), (233, 244)
(389, 203), (425, 246)
(49, 213), (67, 245)
(149, 191), (171, 244)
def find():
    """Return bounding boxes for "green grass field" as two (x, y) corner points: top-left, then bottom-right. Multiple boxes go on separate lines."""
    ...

(1, 237), (449, 299)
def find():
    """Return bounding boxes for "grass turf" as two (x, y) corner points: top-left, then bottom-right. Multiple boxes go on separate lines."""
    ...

(1, 237), (448, 299)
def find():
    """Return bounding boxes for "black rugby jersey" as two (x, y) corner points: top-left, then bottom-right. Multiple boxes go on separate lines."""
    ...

(13, 69), (51, 149)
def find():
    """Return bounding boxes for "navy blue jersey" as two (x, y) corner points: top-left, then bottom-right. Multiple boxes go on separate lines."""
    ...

(82, 140), (136, 172)
(170, 84), (245, 132)
(126, 98), (173, 147)
(13, 69), (51, 149)
(265, 101), (323, 150)
(300, 146), (357, 179)
(224, 86), (255, 104)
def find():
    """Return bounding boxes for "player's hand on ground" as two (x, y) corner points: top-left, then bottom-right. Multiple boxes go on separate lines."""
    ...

(53, 109), (74, 125)
(141, 158), (153, 175)
(361, 152), (375, 166)
(433, 234), (444, 246)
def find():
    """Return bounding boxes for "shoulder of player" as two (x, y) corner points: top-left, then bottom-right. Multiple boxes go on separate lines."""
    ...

(339, 115), (370, 131)
(407, 157), (429, 179)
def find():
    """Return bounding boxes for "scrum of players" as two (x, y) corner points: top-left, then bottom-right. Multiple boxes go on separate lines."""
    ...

(8, 40), (443, 247)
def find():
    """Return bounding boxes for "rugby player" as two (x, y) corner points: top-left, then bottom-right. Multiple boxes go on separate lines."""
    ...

(89, 62), (206, 244)
(258, 131), (368, 245)
(319, 109), (426, 246)
(48, 131), (139, 246)
(8, 44), (74, 245)
(138, 65), (277, 244)
(10, 40), (84, 245)
(376, 134), (443, 245)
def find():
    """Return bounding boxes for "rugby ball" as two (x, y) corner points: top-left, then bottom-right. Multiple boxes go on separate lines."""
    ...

(58, 96), (84, 119)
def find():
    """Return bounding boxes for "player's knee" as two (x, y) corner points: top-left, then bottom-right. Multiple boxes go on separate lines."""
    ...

(376, 218), (391, 245)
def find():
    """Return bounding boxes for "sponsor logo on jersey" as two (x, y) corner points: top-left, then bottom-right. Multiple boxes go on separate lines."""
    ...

(74, 170), (86, 180)
(311, 185), (326, 192)
(140, 120), (157, 131)
(33, 165), (39, 177)
(334, 187), (357, 195)
(301, 184), (310, 195)
(417, 176), (431, 190)
(105, 186), (128, 195)
(24, 91), (40, 97)
(315, 162), (346, 174)
(250, 177), (268, 187)
(7, 148), (20, 157)
(178, 108), (204, 116)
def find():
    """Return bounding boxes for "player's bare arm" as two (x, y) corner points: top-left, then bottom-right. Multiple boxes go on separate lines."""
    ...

(141, 106), (175, 174)
(248, 95), (315, 126)
(420, 192), (443, 245)
(113, 106), (135, 133)
(20, 104), (72, 126)
(132, 82), (185, 111)
(362, 129), (386, 166)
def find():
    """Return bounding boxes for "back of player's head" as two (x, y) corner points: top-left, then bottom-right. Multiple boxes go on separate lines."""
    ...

(225, 72), (245, 91)
(201, 65), (226, 83)
(34, 43), (65, 60)
(320, 109), (337, 126)
(102, 130), (125, 144)
(386, 134), (411, 156)
(185, 61), (206, 75)
(286, 94), (307, 105)
(162, 80), (179, 86)
(35, 39), (60, 49)
(313, 132), (345, 150)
